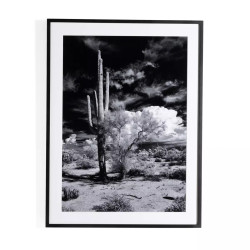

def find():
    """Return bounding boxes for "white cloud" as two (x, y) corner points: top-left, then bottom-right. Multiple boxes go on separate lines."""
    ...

(124, 106), (186, 142)
(142, 37), (187, 62)
(113, 66), (145, 85)
(110, 81), (123, 90)
(164, 88), (187, 104)
(63, 75), (77, 92)
(110, 99), (125, 110)
(140, 85), (163, 97)
(124, 69), (134, 77)
(136, 71), (145, 79)
(110, 94), (141, 110)
(123, 78), (135, 85)
(82, 37), (114, 51)
(165, 80), (180, 87)
(145, 61), (157, 68)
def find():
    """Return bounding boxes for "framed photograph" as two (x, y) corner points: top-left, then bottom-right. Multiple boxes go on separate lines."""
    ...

(46, 19), (203, 227)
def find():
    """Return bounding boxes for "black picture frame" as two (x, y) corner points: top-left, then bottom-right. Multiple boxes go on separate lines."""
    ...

(46, 19), (203, 228)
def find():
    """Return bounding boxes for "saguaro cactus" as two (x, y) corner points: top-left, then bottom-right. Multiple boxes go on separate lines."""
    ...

(87, 50), (109, 181)
(105, 71), (109, 112)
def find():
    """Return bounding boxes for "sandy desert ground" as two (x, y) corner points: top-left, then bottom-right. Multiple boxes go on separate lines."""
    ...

(62, 143), (186, 212)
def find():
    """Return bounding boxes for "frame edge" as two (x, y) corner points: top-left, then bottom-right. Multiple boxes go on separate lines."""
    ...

(46, 19), (51, 227)
(45, 19), (203, 228)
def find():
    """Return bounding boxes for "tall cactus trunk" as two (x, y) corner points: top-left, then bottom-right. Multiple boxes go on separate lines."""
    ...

(87, 50), (109, 181)
(97, 50), (107, 181)
(97, 125), (107, 180)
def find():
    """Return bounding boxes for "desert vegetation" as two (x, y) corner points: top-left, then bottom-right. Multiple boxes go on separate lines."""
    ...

(62, 141), (186, 211)
(62, 186), (79, 201)
(92, 195), (133, 212)
(165, 196), (186, 212)
(62, 50), (187, 212)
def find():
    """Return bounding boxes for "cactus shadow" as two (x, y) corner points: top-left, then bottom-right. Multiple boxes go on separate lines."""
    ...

(63, 172), (122, 185)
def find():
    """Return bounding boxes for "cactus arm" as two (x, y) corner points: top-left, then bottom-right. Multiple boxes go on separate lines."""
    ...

(98, 50), (101, 72)
(105, 71), (110, 112)
(98, 55), (104, 122)
(87, 95), (93, 127)
(94, 90), (98, 118)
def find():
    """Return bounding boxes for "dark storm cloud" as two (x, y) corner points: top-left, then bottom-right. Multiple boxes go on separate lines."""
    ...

(63, 36), (187, 135)
(63, 127), (74, 135)
(142, 37), (187, 62)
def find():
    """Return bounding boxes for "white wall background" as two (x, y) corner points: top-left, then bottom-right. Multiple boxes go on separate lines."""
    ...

(0, 0), (249, 249)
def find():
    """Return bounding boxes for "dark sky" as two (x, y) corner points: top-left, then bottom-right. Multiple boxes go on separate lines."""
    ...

(63, 36), (187, 138)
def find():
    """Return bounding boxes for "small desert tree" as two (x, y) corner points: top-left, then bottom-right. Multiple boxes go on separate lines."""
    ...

(105, 108), (166, 178)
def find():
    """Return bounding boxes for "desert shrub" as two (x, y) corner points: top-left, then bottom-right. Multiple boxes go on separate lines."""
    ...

(137, 150), (149, 161)
(148, 149), (153, 157)
(92, 195), (133, 212)
(62, 150), (82, 165)
(62, 187), (79, 201)
(127, 167), (146, 177)
(145, 162), (155, 168)
(82, 139), (98, 159)
(82, 144), (97, 159)
(165, 148), (185, 161)
(179, 161), (186, 166)
(72, 153), (82, 161)
(180, 149), (186, 161)
(169, 168), (186, 181)
(144, 175), (161, 182)
(159, 171), (169, 178)
(110, 156), (136, 175)
(169, 160), (186, 166)
(168, 161), (179, 166)
(165, 196), (186, 212)
(126, 161), (156, 177)
(155, 158), (162, 162)
(153, 146), (166, 158)
(76, 158), (97, 169)
(105, 150), (112, 161)
(110, 158), (124, 174)
(62, 206), (75, 212)
(62, 151), (73, 164)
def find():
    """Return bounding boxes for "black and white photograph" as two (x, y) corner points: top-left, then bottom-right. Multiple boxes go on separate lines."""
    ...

(62, 35), (188, 212)
(46, 20), (202, 227)
(3, 0), (250, 248)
